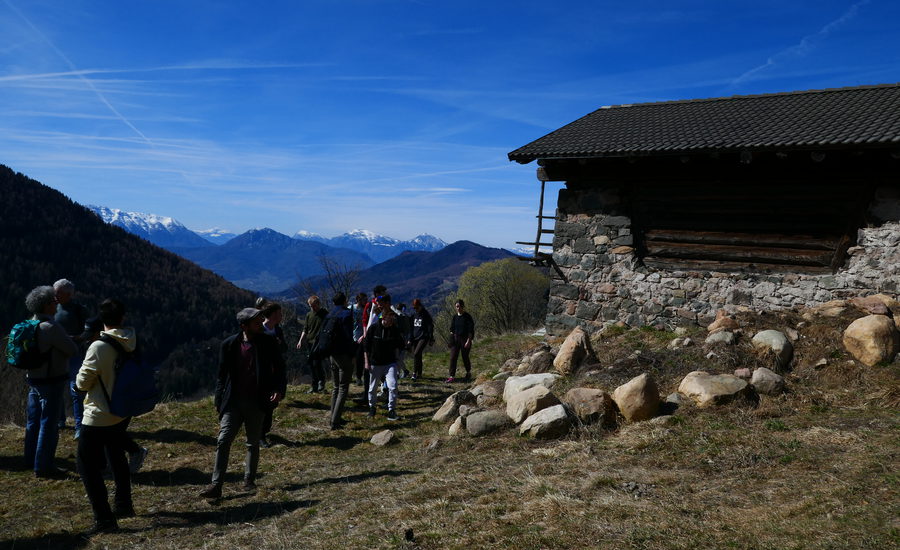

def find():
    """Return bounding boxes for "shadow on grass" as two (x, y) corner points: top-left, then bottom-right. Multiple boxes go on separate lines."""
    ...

(285, 400), (330, 411)
(151, 498), (318, 528)
(0, 531), (91, 550)
(135, 466), (210, 487)
(285, 468), (418, 490)
(132, 428), (216, 446)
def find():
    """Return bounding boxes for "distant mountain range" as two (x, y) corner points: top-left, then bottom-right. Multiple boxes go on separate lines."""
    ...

(84, 205), (510, 298)
(297, 240), (516, 307)
(294, 229), (446, 263)
(172, 228), (375, 294)
(87, 206), (447, 262)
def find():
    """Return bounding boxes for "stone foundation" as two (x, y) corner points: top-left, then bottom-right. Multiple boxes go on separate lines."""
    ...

(546, 184), (900, 335)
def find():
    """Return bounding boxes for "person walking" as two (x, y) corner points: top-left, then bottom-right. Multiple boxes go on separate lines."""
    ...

(351, 292), (367, 386)
(297, 296), (328, 393)
(326, 293), (356, 430)
(21, 285), (78, 478)
(256, 299), (287, 448)
(364, 296), (404, 420)
(199, 308), (286, 500)
(446, 299), (475, 383)
(75, 298), (137, 536)
(408, 298), (434, 381)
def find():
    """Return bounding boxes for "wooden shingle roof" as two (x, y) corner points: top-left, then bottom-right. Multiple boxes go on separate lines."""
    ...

(508, 83), (900, 163)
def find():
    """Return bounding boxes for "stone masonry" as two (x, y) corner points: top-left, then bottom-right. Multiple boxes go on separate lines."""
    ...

(545, 183), (900, 335)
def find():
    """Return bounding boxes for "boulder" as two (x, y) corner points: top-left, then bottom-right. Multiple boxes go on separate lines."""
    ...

(842, 314), (900, 366)
(476, 380), (506, 407)
(677, 371), (758, 408)
(448, 417), (464, 436)
(751, 330), (794, 370)
(465, 410), (511, 437)
(705, 331), (736, 346)
(808, 300), (847, 318)
(506, 385), (561, 424)
(503, 373), (560, 402)
(553, 326), (594, 376)
(848, 296), (891, 316)
(707, 310), (740, 333)
(751, 367), (785, 395)
(519, 405), (572, 439)
(458, 405), (483, 418)
(432, 390), (477, 423)
(734, 368), (752, 380)
(515, 349), (555, 375)
(370, 430), (396, 446)
(492, 371), (512, 381)
(561, 387), (616, 426)
(611, 373), (660, 422)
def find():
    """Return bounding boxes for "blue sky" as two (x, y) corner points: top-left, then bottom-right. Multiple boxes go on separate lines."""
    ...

(1, 0), (898, 248)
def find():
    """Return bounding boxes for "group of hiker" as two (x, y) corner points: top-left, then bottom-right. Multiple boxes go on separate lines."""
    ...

(10, 279), (475, 537)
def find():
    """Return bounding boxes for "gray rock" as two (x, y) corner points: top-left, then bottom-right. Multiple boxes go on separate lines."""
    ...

(519, 405), (572, 439)
(432, 390), (477, 423)
(492, 371), (512, 381)
(678, 371), (759, 408)
(751, 330), (794, 369)
(370, 430), (396, 446)
(751, 367), (785, 395)
(705, 331), (736, 346)
(465, 410), (511, 437)
(458, 405), (483, 418)
(503, 373), (561, 402)
(553, 326), (594, 376)
(448, 417), (464, 436)
(562, 387), (616, 426)
(506, 385), (561, 424)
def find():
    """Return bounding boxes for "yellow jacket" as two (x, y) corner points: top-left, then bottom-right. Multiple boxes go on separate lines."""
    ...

(76, 327), (137, 427)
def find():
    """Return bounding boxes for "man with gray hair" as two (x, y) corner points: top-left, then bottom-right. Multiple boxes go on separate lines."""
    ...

(53, 278), (90, 439)
(22, 285), (78, 477)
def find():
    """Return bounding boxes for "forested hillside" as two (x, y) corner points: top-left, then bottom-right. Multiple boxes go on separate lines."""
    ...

(0, 165), (257, 419)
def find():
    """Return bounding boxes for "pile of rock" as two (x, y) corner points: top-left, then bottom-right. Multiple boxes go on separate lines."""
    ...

(431, 295), (899, 441)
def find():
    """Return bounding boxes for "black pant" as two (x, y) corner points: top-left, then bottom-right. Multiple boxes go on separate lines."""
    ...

(329, 353), (355, 426)
(78, 421), (132, 522)
(448, 335), (471, 378)
(309, 356), (327, 391)
(411, 338), (428, 378)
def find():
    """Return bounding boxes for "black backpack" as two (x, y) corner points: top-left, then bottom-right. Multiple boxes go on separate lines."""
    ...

(310, 313), (354, 360)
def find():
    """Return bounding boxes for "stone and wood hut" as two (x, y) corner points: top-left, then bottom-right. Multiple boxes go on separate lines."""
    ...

(508, 84), (900, 335)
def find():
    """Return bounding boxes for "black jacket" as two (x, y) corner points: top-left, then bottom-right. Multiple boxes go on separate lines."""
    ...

(214, 331), (287, 416)
(365, 320), (404, 366)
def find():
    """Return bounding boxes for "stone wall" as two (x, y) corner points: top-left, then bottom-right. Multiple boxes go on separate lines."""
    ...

(545, 183), (900, 335)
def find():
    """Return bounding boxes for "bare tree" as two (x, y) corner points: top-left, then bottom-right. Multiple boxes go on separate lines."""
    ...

(291, 253), (363, 304)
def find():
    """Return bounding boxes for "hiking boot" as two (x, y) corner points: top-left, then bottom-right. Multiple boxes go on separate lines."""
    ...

(198, 483), (222, 499)
(463, 373), (471, 382)
(387, 409), (398, 421)
(259, 436), (272, 448)
(35, 467), (68, 480)
(113, 503), (136, 518)
(81, 519), (118, 538)
(242, 480), (257, 492)
(128, 447), (148, 473)
(367, 407), (376, 417)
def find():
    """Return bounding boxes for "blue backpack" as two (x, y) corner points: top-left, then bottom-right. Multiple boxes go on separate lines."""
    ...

(5, 319), (50, 370)
(97, 335), (159, 418)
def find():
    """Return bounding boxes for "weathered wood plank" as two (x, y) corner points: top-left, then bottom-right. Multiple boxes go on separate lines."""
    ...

(642, 257), (833, 274)
(644, 242), (834, 266)
(644, 229), (840, 250)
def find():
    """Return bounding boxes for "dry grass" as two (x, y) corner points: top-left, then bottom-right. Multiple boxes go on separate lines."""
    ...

(0, 327), (897, 550)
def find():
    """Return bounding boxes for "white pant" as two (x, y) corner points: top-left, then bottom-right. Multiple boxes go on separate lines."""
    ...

(368, 363), (398, 410)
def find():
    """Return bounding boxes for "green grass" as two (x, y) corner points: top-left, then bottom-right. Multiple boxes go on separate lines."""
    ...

(0, 329), (897, 550)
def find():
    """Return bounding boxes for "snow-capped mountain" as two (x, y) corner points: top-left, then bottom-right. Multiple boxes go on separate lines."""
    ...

(87, 205), (212, 249)
(291, 230), (328, 244)
(195, 227), (238, 245)
(294, 229), (447, 262)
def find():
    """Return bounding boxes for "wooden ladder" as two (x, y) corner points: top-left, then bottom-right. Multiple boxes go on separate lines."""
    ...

(516, 179), (566, 281)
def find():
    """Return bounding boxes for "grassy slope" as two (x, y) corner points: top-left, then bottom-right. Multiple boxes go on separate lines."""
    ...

(0, 327), (897, 550)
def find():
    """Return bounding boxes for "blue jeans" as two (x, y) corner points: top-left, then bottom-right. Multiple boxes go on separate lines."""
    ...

(69, 353), (86, 438)
(24, 378), (66, 472)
